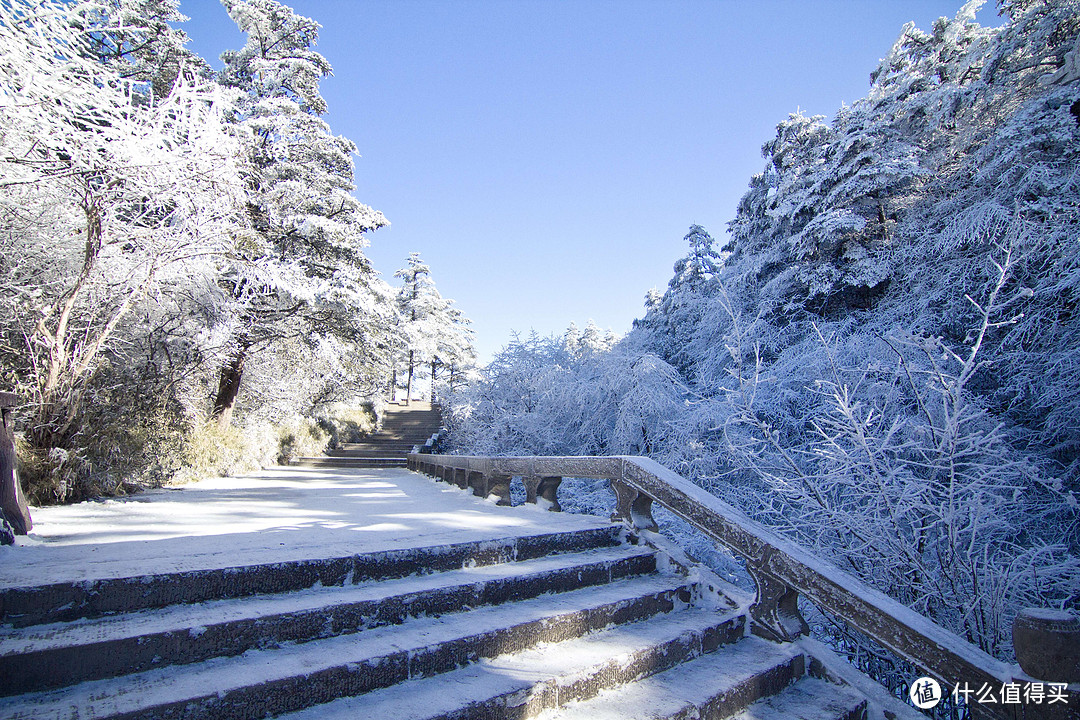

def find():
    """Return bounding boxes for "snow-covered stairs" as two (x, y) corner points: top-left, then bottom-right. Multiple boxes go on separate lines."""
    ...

(296, 401), (443, 469)
(0, 521), (868, 720)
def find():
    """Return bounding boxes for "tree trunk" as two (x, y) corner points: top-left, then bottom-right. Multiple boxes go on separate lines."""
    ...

(430, 359), (437, 402)
(213, 344), (247, 428)
(405, 350), (415, 406)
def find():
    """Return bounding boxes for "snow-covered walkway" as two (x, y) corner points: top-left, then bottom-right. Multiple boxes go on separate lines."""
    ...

(0, 466), (610, 589)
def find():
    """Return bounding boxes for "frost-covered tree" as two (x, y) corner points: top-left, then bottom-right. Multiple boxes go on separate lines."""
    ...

(392, 253), (475, 403)
(638, 225), (725, 375)
(0, 0), (245, 491)
(565, 320), (618, 359)
(69, 0), (212, 98)
(210, 0), (387, 426)
(446, 0), (1080, 664)
(447, 327), (683, 462)
(435, 304), (478, 396)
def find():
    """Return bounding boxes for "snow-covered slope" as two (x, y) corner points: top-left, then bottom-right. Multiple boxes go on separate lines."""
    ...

(446, 0), (1080, 663)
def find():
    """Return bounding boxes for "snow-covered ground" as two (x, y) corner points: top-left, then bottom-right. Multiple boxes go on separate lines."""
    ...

(0, 467), (610, 589)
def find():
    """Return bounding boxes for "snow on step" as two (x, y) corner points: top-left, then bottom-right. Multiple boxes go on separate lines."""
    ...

(531, 636), (805, 720)
(0, 544), (661, 693)
(1, 468), (613, 596)
(2, 573), (701, 720)
(731, 678), (867, 720)
(274, 606), (748, 720)
(1, 525), (621, 627)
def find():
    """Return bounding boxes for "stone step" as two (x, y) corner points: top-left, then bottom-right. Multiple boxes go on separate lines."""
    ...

(274, 608), (757, 720)
(2, 575), (717, 720)
(341, 442), (434, 446)
(377, 424), (440, 432)
(293, 457), (408, 468)
(0, 544), (662, 695)
(380, 414), (441, 423)
(334, 444), (428, 453)
(731, 677), (868, 720)
(0, 526), (622, 627)
(356, 433), (438, 443)
(529, 636), (812, 720)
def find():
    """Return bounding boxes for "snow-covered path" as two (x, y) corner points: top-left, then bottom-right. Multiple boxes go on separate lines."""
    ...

(0, 467), (610, 589)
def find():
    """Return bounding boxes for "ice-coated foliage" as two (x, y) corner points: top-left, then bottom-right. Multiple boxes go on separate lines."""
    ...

(447, 0), (1080, 663)
(0, 1), (245, 465)
(0, 0), (472, 501)
(206, 0), (393, 430)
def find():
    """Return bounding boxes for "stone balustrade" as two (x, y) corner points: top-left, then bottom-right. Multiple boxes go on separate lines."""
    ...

(409, 452), (1080, 720)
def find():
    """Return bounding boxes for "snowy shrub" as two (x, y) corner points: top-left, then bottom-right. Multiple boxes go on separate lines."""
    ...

(317, 403), (378, 449)
(274, 416), (330, 465)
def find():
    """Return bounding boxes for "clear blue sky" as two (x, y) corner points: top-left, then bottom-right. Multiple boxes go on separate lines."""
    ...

(180, 0), (1001, 363)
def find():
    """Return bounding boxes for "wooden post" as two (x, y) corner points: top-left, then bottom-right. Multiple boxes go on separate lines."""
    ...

(0, 391), (31, 538)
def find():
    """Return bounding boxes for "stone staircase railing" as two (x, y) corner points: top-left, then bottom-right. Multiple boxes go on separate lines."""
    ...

(408, 453), (1080, 719)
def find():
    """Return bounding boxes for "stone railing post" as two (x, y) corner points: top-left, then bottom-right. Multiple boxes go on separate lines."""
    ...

(1, 391), (31, 542)
(462, 460), (510, 506)
(523, 476), (562, 511)
(746, 564), (810, 643)
(404, 453), (1080, 715)
(1012, 608), (1080, 685)
(609, 478), (658, 532)
(484, 474), (512, 506)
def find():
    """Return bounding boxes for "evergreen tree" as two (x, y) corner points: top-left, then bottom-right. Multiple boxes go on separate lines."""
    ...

(211, 0), (387, 426)
(446, 0), (1080, 662)
(393, 253), (475, 404)
(650, 225), (724, 375)
(70, 0), (212, 98)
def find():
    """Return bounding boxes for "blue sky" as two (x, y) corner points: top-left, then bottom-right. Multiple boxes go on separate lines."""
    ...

(180, 0), (1001, 363)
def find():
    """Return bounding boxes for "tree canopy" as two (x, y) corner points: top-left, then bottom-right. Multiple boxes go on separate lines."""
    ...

(0, 0), (473, 502)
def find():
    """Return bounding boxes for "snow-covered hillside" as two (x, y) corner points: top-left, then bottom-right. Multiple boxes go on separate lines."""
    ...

(447, 0), (1080, 662)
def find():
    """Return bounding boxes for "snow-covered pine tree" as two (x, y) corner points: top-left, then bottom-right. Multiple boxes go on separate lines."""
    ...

(392, 253), (475, 404)
(445, 0), (1080, 663)
(689, 0), (1080, 659)
(435, 304), (477, 397)
(69, 0), (212, 99)
(211, 0), (387, 426)
(642, 225), (725, 377)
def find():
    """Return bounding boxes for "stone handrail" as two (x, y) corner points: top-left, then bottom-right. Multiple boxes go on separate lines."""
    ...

(408, 453), (1078, 719)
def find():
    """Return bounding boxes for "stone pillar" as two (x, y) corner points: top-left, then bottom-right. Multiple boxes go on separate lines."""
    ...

(747, 567), (809, 643)
(1013, 608), (1080, 683)
(466, 470), (484, 496)
(0, 391), (30, 541)
(485, 474), (512, 506)
(468, 472), (510, 506)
